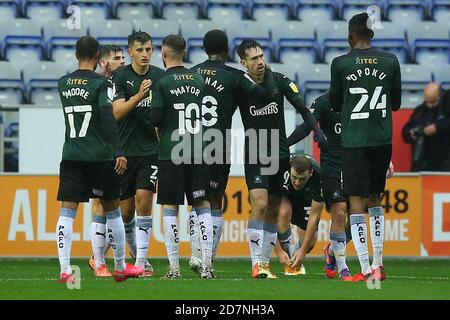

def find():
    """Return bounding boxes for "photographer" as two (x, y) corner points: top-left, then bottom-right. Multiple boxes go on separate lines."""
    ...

(402, 82), (450, 171)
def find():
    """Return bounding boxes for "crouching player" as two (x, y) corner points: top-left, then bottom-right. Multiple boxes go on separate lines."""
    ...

(275, 154), (324, 276)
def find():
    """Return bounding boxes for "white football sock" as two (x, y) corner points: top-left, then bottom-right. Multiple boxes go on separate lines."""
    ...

(369, 206), (384, 269)
(196, 207), (214, 270)
(90, 215), (107, 268)
(135, 216), (152, 268)
(189, 210), (202, 261)
(163, 208), (180, 271)
(247, 220), (264, 267)
(261, 222), (277, 264)
(56, 208), (76, 275)
(277, 228), (297, 258)
(106, 209), (126, 271)
(350, 214), (372, 275)
(211, 209), (223, 260)
(124, 218), (137, 259)
(103, 230), (111, 257)
(330, 232), (348, 272)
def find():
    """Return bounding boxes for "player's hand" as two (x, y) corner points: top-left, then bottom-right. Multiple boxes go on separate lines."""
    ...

(277, 250), (291, 267)
(290, 248), (306, 269)
(409, 129), (417, 141)
(313, 128), (328, 150)
(386, 161), (394, 178)
(424, 124), (437, 136)
(137, 79), (152, 101)
(114, 156), (127, 175)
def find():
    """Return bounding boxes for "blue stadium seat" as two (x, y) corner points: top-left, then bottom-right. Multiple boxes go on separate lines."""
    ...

(115, 0), (156, 22)
(161, 0), (201, 23)
(269, 63), (298, 83)
(0, 0), (19, 19)
(151, 47), (165, 69)
(272, 21), (319, 64)
(133, 19), (179, 48)
(432, 64), (450, 89)
(316, 20), (348, 63)
(249, 0), (291, 22)
(227, 20), (272, 61)
(181, 20), (224, 64)
(71, 0), (110, 23)
(432, 0), (450, 24)
(371, 22), (408, 63)
(44, 19), (88, 61)
(89, 20), (133, 46)
(341, 0), (385, 21)
(1, 19), (45, 70)
(0, 61), (23, 105)
(296, 63), (330, 105)
(387, 0), (427, 25)
(408, 22), (450, 66)
(205, 0), (247, 24)
(22, 61), (66, 104)
(24, 1), (64, 25)
(295, 0), (338, 23)
(400, 64), (432, 107)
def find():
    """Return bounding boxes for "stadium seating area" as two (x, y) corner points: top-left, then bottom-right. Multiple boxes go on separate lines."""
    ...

(0, 0), (449, 106)
(0, 0), (449, 170)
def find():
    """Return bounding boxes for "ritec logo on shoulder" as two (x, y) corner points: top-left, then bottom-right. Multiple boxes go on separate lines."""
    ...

(250, 102), (278, 117)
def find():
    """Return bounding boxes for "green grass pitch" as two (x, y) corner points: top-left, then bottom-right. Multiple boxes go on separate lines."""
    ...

(0, 258), (449, 300)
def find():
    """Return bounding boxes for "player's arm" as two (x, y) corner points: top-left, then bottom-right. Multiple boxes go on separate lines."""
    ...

(287, 100), (321, 146)
(391, 57), (402, 111)
(329, 58), (343, 112)
(274, 239), (291, 267)
(282, 76), (327, 149)
(291, 200), (324, 268)
(112, 74), (152, 120)
(149, 82), (164, 128)
(99, 79), (127, 174)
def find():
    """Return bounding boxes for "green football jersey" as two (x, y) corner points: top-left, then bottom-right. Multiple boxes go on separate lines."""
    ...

(191, 60), (262, 161)
(113, 64), (165, 156)
(239, 72), (303, 160)
(58, 70), (115, 161)
(150, 66), (205, 161)
(329, 48), (401, 148)
(311, 92), (342, 174)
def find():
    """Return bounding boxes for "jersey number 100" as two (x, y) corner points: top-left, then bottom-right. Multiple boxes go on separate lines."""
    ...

(174, 96), (219, 134)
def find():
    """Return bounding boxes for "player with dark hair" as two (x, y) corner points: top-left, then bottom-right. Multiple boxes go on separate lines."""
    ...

(329, 13), (401, 281)
(87, 44), (125, 277)
(149, 34), (213, 279)
(188, 29), (275, 277)
(56, 36), (143, 283)
(98, 45), (125, 76)
(111, 31), (165, 277)
(275, 154), (324, 276)
(236, 39), (327, 278)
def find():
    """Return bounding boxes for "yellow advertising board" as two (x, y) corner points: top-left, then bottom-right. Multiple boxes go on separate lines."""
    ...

(0, 175), (422, 258)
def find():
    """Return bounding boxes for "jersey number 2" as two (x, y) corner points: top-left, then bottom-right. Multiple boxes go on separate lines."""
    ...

(64, 105), (92, 138)
(349, 86), (386, 120)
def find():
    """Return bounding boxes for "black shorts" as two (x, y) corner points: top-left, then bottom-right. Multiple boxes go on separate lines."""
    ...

(157, 160), (210, 205)
(57, 160), (120, 202)
(209, 163), (231, 195)
(244, 158), (290, 196)
(321, 171), (347, 211)
(120, 155), (158, 200)
(342, 145), (392, 197)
